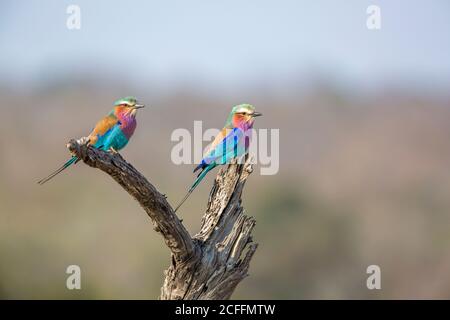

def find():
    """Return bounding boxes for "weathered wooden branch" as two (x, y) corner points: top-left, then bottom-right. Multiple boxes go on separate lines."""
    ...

(67, 139), (257, 300)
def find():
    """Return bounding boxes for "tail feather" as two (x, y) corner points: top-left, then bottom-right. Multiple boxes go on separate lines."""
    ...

(37, 156), (78, 185)
(174, 164), (215, 213)
(193, 161), (206, 174)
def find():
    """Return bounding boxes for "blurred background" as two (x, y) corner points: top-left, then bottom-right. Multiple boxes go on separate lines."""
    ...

(1, 0), (450, 299)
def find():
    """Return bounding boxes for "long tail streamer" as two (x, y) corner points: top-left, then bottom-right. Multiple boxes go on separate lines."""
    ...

(174, 164), (215, 212)
(37, 156), (78, 185)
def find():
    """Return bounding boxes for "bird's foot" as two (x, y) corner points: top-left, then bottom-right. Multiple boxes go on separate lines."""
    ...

(109, 147), (119, 154)
(76, 136), (90, 145)
(236, 153), (247, 165)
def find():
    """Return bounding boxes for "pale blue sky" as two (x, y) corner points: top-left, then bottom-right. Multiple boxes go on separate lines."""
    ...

(1, 0), (449, 91)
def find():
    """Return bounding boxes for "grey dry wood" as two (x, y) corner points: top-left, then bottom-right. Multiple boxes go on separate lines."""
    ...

(67, 139), (257, 300)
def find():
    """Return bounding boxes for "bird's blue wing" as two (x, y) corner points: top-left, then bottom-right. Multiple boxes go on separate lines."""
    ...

(93, 125), (117, 149)
(99, 125), (129, 151)
(201, 127), (247, 166)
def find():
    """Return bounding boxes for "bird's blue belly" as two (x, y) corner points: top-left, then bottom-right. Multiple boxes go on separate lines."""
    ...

(105, 130), (129, 151)
(95, 128), (129, 151)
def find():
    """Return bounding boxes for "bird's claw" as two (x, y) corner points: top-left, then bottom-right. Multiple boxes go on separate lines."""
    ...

(109, 147), (119, 154)
(76, 136), (90, 145)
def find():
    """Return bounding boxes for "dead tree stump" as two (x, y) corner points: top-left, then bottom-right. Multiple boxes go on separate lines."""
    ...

(67, 139), (258, 300)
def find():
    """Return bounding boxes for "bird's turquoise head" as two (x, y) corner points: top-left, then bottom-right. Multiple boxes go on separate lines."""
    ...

(113, 96), (145, 116)
(226, 104), (262, 129)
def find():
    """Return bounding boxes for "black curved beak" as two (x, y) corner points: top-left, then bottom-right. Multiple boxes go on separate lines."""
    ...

(252, 111), (262, 117)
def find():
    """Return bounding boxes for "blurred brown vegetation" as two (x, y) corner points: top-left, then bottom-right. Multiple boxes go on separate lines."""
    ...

(0, 78), (450, 299)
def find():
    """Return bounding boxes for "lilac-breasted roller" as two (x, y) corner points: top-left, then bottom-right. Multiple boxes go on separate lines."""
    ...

(174, 104), (262, 212)
(38, 96), (145, 185)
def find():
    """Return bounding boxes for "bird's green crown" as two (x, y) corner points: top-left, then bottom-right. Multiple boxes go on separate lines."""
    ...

(232, 104), (255, 114)
(225, 104), (255, 126)
(114, 96), (138, 107)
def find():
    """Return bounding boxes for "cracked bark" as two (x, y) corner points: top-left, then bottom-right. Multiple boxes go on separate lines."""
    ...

(67, 139), (258, 300)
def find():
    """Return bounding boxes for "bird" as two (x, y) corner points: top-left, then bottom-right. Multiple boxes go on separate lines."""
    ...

(37, 96), (145, 185)
(174, 103), (262, 212)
